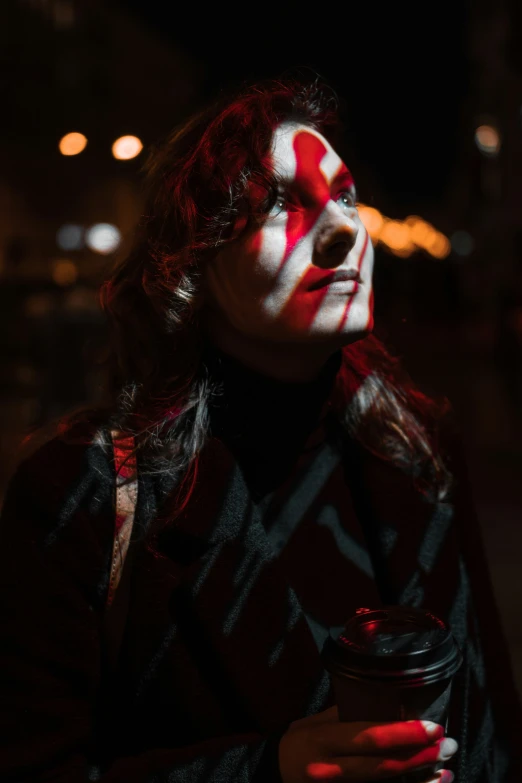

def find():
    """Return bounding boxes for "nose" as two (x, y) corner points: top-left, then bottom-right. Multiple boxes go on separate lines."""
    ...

(315, 206), (358, 263)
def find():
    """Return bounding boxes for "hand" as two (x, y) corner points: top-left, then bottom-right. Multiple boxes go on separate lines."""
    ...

(278, 705), (458, 782)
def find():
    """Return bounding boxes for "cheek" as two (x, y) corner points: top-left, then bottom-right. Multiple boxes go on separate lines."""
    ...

(364, 241), (375, 281)
(355, 226), (374, 285)
(205, 232), (271, 315)
(254, 227), (290, 285)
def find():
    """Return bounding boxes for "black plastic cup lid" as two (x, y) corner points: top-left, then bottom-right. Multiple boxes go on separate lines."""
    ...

(321, 606), (463, 686)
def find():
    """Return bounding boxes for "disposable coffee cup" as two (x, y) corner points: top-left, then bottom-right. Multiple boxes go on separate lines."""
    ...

(321, 605), (463, 783)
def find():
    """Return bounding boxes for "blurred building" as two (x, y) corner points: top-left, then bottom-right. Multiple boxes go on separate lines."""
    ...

(0, 0), (203, 491)
(436, 0), (522, 446)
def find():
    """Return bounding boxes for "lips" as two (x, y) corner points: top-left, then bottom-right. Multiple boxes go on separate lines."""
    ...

(308, 268), (361, 291)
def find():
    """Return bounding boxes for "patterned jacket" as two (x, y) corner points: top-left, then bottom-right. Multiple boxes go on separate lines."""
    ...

(0, 394), (521, 782)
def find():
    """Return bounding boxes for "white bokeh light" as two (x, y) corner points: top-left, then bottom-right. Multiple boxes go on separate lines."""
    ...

(85, 223), (121, 255)
(56, 223), (84, 251)
(112, 135), (143, 160)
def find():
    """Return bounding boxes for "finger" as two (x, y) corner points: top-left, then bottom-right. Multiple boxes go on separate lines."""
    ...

(306, 766), (455, 783)
(322, 719), (444, 756)
(312, 742), (449, 781)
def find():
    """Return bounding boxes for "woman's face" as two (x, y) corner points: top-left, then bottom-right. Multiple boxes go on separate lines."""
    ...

(204, 121), (374, 346)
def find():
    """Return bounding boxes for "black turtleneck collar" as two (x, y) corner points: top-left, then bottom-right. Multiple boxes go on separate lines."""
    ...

(201, 340), (342, 499)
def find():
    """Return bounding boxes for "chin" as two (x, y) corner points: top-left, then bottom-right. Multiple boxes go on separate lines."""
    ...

(340, 315), (374, 340)
(305, 306), (374, 342)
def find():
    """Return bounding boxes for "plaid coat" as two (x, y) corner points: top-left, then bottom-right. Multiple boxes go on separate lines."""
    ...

(1, 375), (521, 782)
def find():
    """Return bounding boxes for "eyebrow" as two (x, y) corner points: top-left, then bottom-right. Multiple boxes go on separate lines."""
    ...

(331, 166), (355, 189)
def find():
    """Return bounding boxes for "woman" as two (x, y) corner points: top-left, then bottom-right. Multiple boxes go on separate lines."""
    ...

(1, 78), (521, 783)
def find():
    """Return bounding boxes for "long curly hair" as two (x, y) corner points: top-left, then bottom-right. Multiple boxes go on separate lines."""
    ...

(29, 76), (452, 548)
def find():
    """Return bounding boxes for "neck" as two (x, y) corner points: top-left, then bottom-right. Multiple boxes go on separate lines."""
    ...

(202, 307), (344, 383)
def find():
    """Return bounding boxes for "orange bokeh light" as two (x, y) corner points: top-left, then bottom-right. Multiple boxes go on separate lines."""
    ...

(425, 232), (451, 259)
(59, 132), (87, 156)
(112, 135), (143, 160)
(405, 216), (438, 249)
(356, 208), (449, 259)
(379, 220), (415, 254)
(357, 205), (384, 241)
(52, 259), (78, 286)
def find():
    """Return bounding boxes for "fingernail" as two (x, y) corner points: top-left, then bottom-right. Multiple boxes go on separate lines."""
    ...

(438, 737), (459, 760)
(440, 771), (455, 783)
(422, 721), (445, 738)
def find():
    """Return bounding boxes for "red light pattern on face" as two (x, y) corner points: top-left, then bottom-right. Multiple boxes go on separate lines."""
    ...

(337, 232), (369, 333)
(205, 123), (374, 347)
(278, 132), (351, 273)
(277, 131), (363, 334)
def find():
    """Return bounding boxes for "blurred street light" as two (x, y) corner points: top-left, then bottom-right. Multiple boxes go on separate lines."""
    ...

(451, 230), (475, 256)
(357, 206), (384, 241)
(59, 132), (88, 156)
(405, 216), (438, 249)
(85, 223), (121, 254)
(425, 232), (451, 259)
(356, 207), (450, 259)
(112, 135), (143, 160)
(56, 224), (84, 251)
(379, 220), (415, 256)
(52, 259), (79, 286)
(474, 124), (501, 157)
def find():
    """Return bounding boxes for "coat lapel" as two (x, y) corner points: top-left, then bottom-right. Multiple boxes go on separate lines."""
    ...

(337, 418), (461, 629)
(142, 436), (331, 733)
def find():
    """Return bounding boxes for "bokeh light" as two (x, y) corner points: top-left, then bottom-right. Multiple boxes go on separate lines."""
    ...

(355, 205), (450, 260)
(56, 223), (84, 251)
(379, 220), (415, 256)
(85, 223), (121, 254)
(52, 259), (79, 286)
(405, 216), (438, 249)
(425, 232), (451, 259)
(357, 206), (384, 241)
(112, 135), (143, 160)
(24, 293), (54, 318)
(451, 230), (475, 256)
(474, 124), (501, 157)
(59, 132), (88, 156)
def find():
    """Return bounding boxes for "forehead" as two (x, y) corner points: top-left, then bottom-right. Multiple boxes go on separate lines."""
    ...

(270, 121), (345, 184)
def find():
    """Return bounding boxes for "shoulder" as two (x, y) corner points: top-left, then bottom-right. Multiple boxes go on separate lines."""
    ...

(1, 420), (116, 553)
(8, 420), (113, 502)
(0, 420), (119, 614)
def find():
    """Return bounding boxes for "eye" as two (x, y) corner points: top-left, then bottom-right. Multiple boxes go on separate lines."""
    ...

(269, 193), (299, 217)
(266, 194), (286, 217)
(337, 189), (357, 210)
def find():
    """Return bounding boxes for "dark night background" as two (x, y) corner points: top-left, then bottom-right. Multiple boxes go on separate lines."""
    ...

(1, 0), (521, 691)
